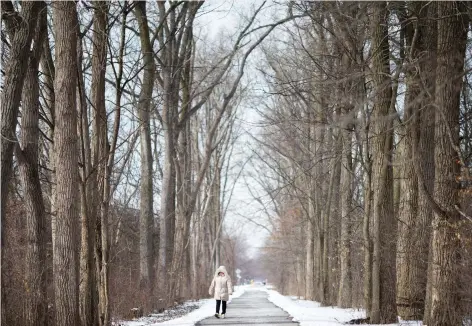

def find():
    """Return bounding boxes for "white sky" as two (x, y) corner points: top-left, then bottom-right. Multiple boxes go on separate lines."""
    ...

(194, 0), (281, 258)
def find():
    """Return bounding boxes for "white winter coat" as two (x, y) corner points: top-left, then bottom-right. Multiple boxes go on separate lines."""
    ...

(209, 266), (233, 301)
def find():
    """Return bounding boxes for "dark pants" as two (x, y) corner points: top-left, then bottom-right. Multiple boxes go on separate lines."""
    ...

(216, 300), (226, 314)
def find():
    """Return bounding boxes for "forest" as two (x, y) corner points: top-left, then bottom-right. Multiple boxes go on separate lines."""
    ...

(1, 1), (472, 326)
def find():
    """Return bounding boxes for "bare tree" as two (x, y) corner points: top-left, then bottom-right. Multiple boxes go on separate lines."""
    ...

(396, 2), (437, 321)
(134, 0), (156, 296)
(15, 3), (47, 325)
(369, 2), (397, 323)
(428, 2), (469, 325)
(1, 2), (41, 322)
(51, 1), (80, 324)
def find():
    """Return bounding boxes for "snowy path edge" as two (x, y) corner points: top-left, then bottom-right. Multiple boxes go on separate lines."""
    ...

(115, 285), (247, 326)
(259, 287), (422, 326)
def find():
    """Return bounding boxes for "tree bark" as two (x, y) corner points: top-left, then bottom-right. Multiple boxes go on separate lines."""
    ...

(429, 2), (468, 325)
(306, 113), (315, 300)
(338, 121), (353, 308)
(134, 0), (156, 295)
(158, 2), (178, 290)
(396, 3), (419, 319)
(16, 3), (48, 324)
(370, 2), (397, 323)
(170, 23), (195, 298)
(329, 118), (342, 305)
(397, 2), (437, 321)
(51, 2), (80, 325)
(321, 123), (332, 306)
(77, 17), (97, 326)
(40, 24), (57, 274)
(0, 3), (40, 322)
(305, 215), (314, 300)
(363, 158), (372, 318)
(421, 0), (438, 318)
(89, 2), (110, 325)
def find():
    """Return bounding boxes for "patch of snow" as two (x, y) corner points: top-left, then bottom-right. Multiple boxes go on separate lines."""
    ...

(115, 285), (247, 326)
(262, 288), (422, 326)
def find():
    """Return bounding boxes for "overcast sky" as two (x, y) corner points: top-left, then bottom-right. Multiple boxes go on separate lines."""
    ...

(194, 0), (282, 258)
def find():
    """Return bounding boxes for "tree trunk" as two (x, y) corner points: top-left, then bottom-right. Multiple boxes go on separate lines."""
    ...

(329, 119), (342, 305)
(305, 216), (314, 300)
(429, 3), (468, 325)
(169, 16), (195, 299)
(212, 164), (222, 272)
(370, 2), (397, 323)
(51, 2), (80, 325)
(0, 3), (40, 322)
(396, 4), (419, 317)
(77, 18), (98, 326)
(338, 123), (353, 308)
(320, 123), (340, 306)
(166, 33), (204, 302)
(134, 0), (156, 296)
(313, 97), (326, 303)
(16, 4), (48, 324)
(40, 26), (57, 288)
(363, 158), (373, 318)
(421, 1), (438, 322)
(321, 123), (333, 306)
(89, 3), (110, 325)
(159, 22), (177, 291)
(397, 3), (437, 321)
(306, 109), (316, 301)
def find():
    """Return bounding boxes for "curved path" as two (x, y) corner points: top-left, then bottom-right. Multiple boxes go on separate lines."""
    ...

(196, 290), (298, 326)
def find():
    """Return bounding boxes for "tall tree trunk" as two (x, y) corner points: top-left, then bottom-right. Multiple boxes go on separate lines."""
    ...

(0, 3), (40, 322)
(370, 2), (397, 323)
(159, 106), (177, 292)
(171, 27), (195, 298)
(40, 25), (57, 283)
(40, 26), (57, 326)
(157, 3), (181, 293)
(77, 19), (98, 326)
(51, 2), (80, 325)
(16, 4), (47, 324)
(397, 3), (437, 321)
(168, 14), (197, 299)
(429, 3), (468, 325)
(321, 122), (332, 306)
(320, 122), (341, 306)
(338, 121), (353, 308)
(359, 63), (373, 317)
(158, 10), (177, 289)
(212, 163), (222, 272)
(304, 105), (315, 301)
(89, 2), (111, 325)
(396, 3), (419, 319)
(314, 96), (326, 302)
(192, 122), (203, 299)
(421, 3), (438, 324)
(305, 215), (314, 300)
(363, 158), (372, 318)
(134, 0), (156, 296)
(329, 118), (342, 305)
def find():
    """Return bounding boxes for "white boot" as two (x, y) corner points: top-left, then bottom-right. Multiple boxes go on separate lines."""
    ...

(221, 314), (225, 319)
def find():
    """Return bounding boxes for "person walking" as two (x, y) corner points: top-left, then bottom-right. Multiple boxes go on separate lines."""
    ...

(209, 266), (233, 319)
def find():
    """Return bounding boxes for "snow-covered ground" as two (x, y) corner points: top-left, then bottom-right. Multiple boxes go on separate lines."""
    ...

(115, 285), (247, 326)
(116, 284), (423, 326)
(263, 288), (365, 325)
(261, 287), (421, 326)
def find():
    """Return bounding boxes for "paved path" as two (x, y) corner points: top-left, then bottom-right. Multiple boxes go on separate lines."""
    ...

(196, 290), (298, 326)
